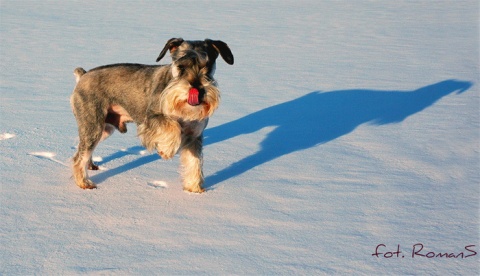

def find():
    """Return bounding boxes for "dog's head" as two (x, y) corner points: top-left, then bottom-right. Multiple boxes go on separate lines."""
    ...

(156, 38), (234, 77)
(156, 49), (221, 122)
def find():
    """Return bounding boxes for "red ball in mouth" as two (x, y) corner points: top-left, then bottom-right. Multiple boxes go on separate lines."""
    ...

(188, 87), (200, 106)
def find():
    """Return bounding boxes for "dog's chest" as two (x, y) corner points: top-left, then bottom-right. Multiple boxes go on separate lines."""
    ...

(179, 119), (208, 138)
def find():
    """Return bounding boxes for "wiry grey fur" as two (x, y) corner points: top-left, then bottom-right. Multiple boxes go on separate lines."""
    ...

(70, 38), (233, 193)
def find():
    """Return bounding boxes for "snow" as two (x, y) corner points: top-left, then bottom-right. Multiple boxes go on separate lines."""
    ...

(1, 0), (478, 274)
(0, 133), (15, 141)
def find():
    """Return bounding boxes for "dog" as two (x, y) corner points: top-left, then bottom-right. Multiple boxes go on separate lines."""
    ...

(70, 38), (233, 193)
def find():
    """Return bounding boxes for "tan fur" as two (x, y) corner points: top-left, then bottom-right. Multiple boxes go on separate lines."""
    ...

(70, 38), (233, 193)
(157, 78), (220, 121)
(137, 114), (182, 159)
(73, 67), (86, 83)
(72, 151), (96, 189)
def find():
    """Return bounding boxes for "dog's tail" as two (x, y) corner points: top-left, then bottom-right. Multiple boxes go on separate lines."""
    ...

(73, 67), (86, 83)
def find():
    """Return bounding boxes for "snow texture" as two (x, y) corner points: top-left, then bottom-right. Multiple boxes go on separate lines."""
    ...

(1, 0), (478, 274)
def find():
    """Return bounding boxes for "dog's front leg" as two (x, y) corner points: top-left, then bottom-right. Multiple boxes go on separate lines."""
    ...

(180, 136), (204, 193)
(138, 114), (181, 160)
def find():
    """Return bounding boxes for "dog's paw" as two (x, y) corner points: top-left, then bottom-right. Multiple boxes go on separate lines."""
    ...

(138, 115), (182, 155)
(88, 162), (99, 170)
(183, 185), (205, 193)
(77, 179), (97, 189)
(157, 141), (180, 160)
(157, 150), (175, 160)
(155, 130), (182, 160)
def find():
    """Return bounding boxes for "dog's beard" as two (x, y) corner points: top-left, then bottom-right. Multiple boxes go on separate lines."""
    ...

(137, 76), (220, 158)
(157, 77), (220, 122)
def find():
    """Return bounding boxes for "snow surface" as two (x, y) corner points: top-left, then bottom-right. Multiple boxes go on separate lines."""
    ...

(1, 0), (479, 274)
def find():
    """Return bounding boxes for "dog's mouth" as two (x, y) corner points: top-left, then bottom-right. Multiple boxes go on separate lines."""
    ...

(188, 87), (203, 106)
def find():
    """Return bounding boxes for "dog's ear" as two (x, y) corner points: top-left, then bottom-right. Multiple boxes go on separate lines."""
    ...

(156, 38), (184, 62)
(205, 39), (234, 65)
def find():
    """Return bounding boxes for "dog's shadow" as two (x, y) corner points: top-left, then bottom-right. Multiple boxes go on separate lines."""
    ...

(203, 79), (472, 188)
(91, 80), (472, 188)
(90, 147), (160, 184)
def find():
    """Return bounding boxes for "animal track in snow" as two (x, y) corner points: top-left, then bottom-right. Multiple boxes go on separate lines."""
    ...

(92, 156), (103, 162)
(28, 151), (68, 167)
(120, 147), (148, 155)
(90, 156), (108, 170)
(0, 133), (15, 140)
(147, 180), (168, 189)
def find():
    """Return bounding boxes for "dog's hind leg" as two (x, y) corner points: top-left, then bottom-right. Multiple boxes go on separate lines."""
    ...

(87, 123), (115, 170)
(71, 92), (105, 189)
(100, 123), (116, 142)
(73, 127), (103, 189)
(180, 136), (205, 193)
(84, 105), (130, 170)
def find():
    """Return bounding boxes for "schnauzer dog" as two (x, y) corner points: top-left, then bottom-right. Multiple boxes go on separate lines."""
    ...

(70, 38), (234, 193)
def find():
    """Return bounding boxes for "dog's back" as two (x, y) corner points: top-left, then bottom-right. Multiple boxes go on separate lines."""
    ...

(73, 64), (172, 93)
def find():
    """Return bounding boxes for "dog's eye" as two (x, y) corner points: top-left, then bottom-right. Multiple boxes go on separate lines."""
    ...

(198, 51), (208, 60)
(177, 65), (185, 71)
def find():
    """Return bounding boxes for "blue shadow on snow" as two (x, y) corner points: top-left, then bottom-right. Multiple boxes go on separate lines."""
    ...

(203, 79), (472, 188)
